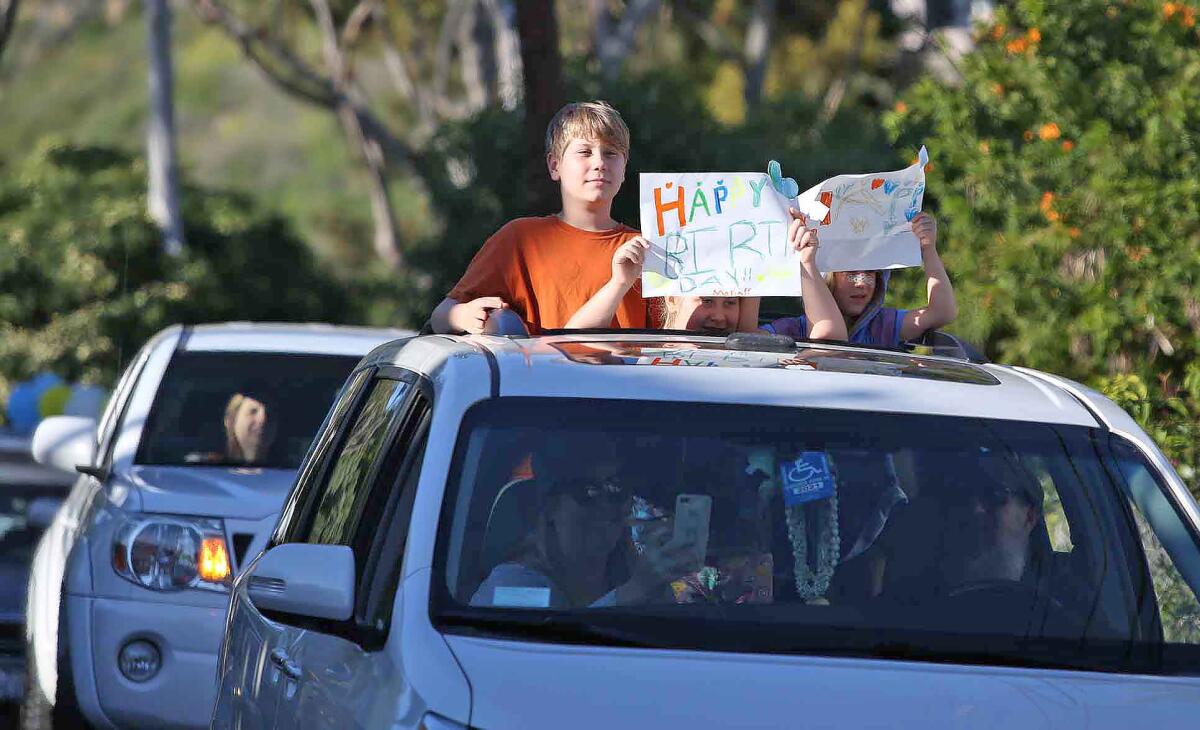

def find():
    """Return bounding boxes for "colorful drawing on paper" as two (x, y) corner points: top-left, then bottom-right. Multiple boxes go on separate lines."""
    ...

(795, 146), (930, 273)
(639, 172), (826, 298)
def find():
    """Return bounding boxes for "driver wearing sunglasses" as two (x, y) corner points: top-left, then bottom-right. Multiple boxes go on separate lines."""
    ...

(950, 471), (1044, 591)
(471, 466), (699, 610)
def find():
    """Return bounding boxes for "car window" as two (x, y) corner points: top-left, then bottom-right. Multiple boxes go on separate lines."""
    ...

(355, 394), (431, 642)
(433, 398), (1200, 675)
(1110, 439), (1200, 645)
(95, 338), (156, 465)
(273, 367), (374, 545)
(305, 378), (411, 547)
(135, 352), (360, 469)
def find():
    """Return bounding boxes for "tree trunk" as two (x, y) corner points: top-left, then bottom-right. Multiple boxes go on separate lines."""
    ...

(146, 0), (185, 256)
(515, 0), (563, 213)
(482, 0), (522, 110)
(0, 0), (19, 67)
(743, 0), (775, 109)
(336, 102), (402, 270)
(309, 0), (403, 270)
(457, 0), (496, 111)
(596, 0), (659, 82)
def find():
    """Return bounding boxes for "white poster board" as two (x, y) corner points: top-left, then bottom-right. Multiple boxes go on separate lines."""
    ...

(638, 173), (806, 297)
(796, 147), (929, 273)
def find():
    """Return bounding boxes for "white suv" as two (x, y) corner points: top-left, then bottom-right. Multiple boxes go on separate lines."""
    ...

(214, 331), (1200, 729)
(23, 322), (409, 729)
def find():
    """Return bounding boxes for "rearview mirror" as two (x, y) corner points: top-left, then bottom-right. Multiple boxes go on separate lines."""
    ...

(31, 416), (97, 475)
(247, 543), (355, 621)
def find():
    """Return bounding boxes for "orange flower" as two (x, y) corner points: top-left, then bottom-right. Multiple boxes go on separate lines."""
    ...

(1040, 192), (1058, 221)
(1127, 245), (1149, 262)
(1185, 8), (1196, 26)
(894, 101), (908, 113)
(1027, 28), (1042, 43)
(1061, 140), (1075, 151)
(990, 23), (1007, 40)
(991, 82), (1005, 96)
(1038, 122), (1061, 140)
(1023, 130), (1035, 142)
(1069, 227), (1081, 239)
(1006, 38), (1029, 54)
(1164, 3), (1179, 19)
(924, 162), (934, 173)
(979, 140), (991, 154)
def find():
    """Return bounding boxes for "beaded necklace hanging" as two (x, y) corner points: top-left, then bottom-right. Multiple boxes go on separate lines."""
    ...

(784, 466), (840, 603)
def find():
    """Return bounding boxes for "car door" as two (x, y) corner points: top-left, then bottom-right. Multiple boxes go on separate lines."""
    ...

(215, 367), (374, 729)
(272, 368), (431, 730)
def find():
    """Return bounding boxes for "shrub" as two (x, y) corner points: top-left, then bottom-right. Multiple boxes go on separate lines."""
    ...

(0, 139), (356, 412)
(886, 0), (1200, 494)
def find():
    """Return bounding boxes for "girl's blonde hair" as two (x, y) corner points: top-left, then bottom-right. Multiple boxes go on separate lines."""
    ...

(222, 392), (275, 461)
(545, 100), (631, 161)
(657, 296), (682, 329)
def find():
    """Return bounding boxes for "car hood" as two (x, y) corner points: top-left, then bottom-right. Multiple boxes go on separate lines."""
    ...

(444, 635), (1200, 729)
(121, 465), (297, 519)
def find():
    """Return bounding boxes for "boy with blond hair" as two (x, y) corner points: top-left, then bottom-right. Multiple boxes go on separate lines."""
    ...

(431, 101), (758, 334)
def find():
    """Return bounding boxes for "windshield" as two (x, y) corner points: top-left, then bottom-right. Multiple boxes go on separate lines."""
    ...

(434, 398), (1200, 674)
(136, 352), (360, 469)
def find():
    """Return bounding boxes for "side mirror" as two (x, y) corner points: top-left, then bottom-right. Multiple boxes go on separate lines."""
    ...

(31, 416), (98, 475)
(247, 543), (355, 621)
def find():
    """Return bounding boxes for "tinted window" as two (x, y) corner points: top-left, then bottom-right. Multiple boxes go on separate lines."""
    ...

(434, 398), (1200, 675)
(307, 379), (410, 546)
(136, 352), (359, 469)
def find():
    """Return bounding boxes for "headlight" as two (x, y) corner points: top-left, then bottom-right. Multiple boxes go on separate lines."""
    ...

(112, 515), (231, 591)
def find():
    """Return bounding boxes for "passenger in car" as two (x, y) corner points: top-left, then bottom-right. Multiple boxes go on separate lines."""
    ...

(567, 208), (847, 340)
(471, 467), (699, 609)
(760, 212), (956, 346)
(430, 101), (767, 335)
(185, 389), (276, 466)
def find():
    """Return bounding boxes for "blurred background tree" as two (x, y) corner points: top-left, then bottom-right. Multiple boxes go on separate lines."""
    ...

(0, 139), (352, 409)
(887, 0), (1200, 489)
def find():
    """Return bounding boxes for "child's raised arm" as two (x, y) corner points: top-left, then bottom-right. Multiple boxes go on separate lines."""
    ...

(790, 209), (848, 341)
(899, 213), (958, 341)
(565, 237), (651, 329)
(736, 297), (761, 332)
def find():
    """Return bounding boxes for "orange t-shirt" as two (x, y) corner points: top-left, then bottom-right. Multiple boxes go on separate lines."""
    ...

(447, 215), (656, 333)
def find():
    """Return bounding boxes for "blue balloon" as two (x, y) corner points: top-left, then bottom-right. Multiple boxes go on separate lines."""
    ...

(6, 373), (64, 434)
(65, 383), (108, 419)
(7, 383), (40, 435)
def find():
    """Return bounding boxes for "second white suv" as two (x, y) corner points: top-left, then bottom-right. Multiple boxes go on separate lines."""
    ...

(24, 322), (410, 729)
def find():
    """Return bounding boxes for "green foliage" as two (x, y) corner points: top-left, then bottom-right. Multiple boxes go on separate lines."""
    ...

(0, 139), (355, 406)
(886, 0), (1200, 494)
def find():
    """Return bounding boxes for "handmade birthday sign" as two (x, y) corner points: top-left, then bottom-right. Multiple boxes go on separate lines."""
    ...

(796, 146), (930, 273)
(638, 172), (825, 297)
